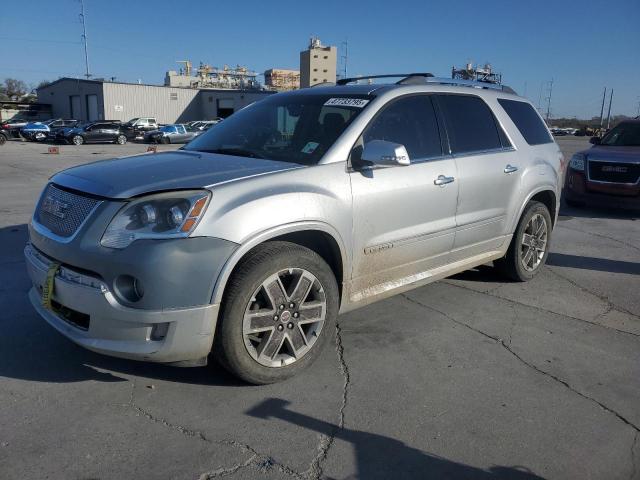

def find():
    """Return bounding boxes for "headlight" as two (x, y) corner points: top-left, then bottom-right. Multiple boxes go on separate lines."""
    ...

(569, 153), (585, 171)
(101, 190), (210, 249)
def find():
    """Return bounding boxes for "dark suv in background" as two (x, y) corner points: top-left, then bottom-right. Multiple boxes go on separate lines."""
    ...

(565, 119), (640, 209)
(56, 121), (128, 145)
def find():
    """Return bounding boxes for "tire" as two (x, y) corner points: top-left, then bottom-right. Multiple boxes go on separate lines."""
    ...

(161, 137), (170, 144)
(214, 241), (339, 384)
(0, 134), (5, 146)
(72, 135), (84, 146)
(116, 135), (127, 145)
(495, 201), (552, 282)
(34, 132), (46, 142)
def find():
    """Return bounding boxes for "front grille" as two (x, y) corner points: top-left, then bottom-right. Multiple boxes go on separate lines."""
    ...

(34, 184), (100, 238)
(589, 161), (640, 184)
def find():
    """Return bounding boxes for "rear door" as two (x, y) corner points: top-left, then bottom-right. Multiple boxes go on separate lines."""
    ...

(435, 94), (521, 260)
(349, 94), (458, 301)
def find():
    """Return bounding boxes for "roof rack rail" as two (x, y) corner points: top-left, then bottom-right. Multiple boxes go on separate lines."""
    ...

(418, 77), (516, 94)
(336, 73), (434, 86)
(336, 73), (517, 94)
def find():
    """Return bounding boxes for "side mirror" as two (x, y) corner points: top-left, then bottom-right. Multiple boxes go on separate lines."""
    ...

(589, 136), (601, 145)
(361, 140), (411, 168)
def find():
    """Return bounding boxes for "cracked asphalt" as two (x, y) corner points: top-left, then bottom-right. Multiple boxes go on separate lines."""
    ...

(0, 137), (639, 479)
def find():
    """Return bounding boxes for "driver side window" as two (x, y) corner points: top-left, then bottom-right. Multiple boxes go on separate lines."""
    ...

(354, 95), (442, 165)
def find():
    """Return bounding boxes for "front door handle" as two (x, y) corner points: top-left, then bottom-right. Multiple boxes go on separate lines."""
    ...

(504, 164), (518, 174)
(434, 175), (455, 186)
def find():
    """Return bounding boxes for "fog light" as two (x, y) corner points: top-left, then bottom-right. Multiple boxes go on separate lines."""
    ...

(114, 275), (144, 302)
(151, 322), (170, 341)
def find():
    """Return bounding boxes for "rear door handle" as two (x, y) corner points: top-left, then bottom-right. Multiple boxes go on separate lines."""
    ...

(504, 164), (518, 174)
(434, 175), (455, 186)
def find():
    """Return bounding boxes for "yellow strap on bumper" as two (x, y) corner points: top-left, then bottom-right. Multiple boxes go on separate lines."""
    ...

(42, 262), (61, 310)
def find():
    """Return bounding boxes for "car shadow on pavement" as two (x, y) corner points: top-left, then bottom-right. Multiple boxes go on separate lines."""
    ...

(449, 264), (506, 284)
(547, 252), (640, 276)
(247, 398), (545, 480)
(0, 223), (245, 387)
(558, 202), (639, 221)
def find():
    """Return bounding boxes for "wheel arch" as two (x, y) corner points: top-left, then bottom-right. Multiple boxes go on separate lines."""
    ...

(211, 222), (348, 307)
(512, 187), (558, 232)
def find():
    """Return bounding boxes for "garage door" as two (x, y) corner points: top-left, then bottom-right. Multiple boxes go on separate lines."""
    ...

(70, 95), (81, 119)
(86, 94), (99, 121)
(217, 98), (235, 118)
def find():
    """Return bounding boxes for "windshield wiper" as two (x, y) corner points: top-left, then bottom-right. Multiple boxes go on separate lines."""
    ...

(196, 148), (265, 159)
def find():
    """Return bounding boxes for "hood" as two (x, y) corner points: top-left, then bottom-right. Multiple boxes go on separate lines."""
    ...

(583, 145), (640, 164)
(50, 150), (303, 199)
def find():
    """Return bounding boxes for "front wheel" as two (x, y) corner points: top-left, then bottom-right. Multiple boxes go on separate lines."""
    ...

(214, 241), (339, 384)
(116, 135), (127, 145)
(495, 201), (552, 281)
(72, 135), (84, 146)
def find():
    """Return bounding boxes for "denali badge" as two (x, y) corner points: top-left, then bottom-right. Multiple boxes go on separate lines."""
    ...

(41, 196), (69, 219)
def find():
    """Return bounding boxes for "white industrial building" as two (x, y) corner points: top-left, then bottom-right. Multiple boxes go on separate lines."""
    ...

(37, 78), (274, 124)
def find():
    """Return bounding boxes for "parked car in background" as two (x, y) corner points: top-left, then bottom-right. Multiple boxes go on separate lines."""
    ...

(143, 124), (201, 144)
(56, 121), (128, 145)
(24, 74), (563, 384)
(564, 119), (640, 209)
(22, 119), (78, 141)
(121, 117), (158, 139)
(47, 120), (80, 141)
(1, 119), (30, 138)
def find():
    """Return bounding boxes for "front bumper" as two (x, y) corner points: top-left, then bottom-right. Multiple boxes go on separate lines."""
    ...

(564, 169), (639, 210)
(25, 243), (219, 363)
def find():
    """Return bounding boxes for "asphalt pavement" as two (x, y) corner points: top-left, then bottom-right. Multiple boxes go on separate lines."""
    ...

(0, 137), (638, 479)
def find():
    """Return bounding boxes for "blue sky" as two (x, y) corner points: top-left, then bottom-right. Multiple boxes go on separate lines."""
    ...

(2, 0), (638, 119)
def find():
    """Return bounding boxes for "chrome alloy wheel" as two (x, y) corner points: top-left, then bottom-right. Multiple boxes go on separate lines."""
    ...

(520, 213), (548, 272)
(242, 268), (326, 368)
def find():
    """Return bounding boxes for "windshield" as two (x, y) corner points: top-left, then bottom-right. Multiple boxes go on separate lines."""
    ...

(160, 125), (177, 133)
(601, 122), (640, 147)
(125, 118), (139, 126)
(184, 93), (371, 165)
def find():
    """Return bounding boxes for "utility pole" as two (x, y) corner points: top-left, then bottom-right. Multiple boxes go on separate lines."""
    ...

(598, 87), (607, 127)
(545, 78), (554, 123)
(605, 89), (613, 129)
(340, 39), (348, 79)
(79, 0), (91, 79)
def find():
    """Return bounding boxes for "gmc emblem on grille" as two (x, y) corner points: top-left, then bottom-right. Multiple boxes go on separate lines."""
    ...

(41, 196), (69, 219)
(601, 165), (628, 173)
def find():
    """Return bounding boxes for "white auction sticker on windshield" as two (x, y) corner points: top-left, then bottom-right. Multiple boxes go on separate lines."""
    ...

(324, 98), (370, 108)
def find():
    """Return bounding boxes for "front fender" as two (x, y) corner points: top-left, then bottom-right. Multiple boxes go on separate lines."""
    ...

(209, 221), (348, 305)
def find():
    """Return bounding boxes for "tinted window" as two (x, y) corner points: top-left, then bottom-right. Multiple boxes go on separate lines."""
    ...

(497, 99), (552, 145)
(437, 95), (503, 154)
(601, 122), (640, 147)
(362, 95), (442, 160)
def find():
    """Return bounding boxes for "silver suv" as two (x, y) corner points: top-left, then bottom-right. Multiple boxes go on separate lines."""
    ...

(25, 74), (563, 384)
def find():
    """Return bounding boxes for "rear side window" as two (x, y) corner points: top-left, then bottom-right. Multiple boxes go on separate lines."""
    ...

(497, 99), (552, 145)
(362, 95), (442, 160)
(437, 94), (503, 154)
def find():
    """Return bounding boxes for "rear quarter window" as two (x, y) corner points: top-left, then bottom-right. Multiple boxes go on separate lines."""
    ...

(497, 99), (553, 145)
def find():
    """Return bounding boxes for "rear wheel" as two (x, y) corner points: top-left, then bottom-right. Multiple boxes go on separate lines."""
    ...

(214, 241), (339, 384)
(495, 201), (552, 281)
(0, 134), (5, 146)
(72, 135), (84, 146)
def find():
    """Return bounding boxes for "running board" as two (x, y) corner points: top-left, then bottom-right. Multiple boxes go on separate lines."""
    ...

(344, 249), (505, 312)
